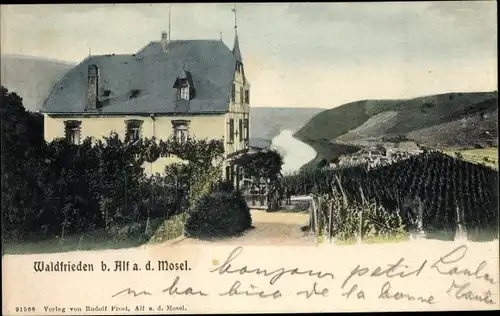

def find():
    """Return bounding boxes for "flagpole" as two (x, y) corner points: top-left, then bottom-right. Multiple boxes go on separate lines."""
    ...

(168, 4), (171, 41)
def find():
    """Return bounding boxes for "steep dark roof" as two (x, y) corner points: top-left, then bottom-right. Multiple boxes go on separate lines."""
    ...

(42, 40), (237, 114)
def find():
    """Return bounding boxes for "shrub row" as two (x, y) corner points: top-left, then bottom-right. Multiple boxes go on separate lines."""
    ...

(2, 86), (227, 242)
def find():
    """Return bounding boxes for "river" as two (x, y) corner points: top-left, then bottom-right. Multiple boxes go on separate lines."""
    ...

(270, 130), (317, 175)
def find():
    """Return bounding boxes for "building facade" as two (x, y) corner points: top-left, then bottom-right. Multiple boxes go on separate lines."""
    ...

(41, 31), (250, 181)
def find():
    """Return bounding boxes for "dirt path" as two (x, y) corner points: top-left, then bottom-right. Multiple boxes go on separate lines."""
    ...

(170, 210), (317, 246)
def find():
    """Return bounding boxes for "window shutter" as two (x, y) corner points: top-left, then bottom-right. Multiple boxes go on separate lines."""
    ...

(244, 118), (249, 141)
(245, 90), (250, 104)
(239, 119), (243, 142)
(229, 119), (234, 142)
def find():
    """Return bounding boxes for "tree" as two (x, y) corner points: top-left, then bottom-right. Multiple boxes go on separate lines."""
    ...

(317, 158), (327, 169)
(1, 86), (45, 160)
(233, 149), (284, 211)
(1, 86), (46, 240)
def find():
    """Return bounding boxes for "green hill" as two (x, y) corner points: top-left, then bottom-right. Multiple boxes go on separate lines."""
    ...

(295, 91), (498, 169)
(1, 55), (75, 111)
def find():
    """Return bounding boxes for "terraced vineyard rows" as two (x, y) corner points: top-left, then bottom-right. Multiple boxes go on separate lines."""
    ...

(282, 151), (499, 234)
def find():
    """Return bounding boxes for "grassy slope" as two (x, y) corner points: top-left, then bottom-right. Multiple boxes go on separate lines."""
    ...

(439, 147), (499, 170)
(295, 91), (498, 169)
(2, 217), (167, 255)
(250, 107), (324, 140)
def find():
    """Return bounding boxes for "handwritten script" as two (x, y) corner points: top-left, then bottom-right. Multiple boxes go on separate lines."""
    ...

(111, 245), (497, 307)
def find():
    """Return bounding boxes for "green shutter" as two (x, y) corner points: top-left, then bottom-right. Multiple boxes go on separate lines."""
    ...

(229, 119), (234, 142)
(239, 119), (243, 142)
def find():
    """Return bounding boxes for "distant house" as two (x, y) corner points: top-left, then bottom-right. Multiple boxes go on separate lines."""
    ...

(41, 30), (250, 184)
(395, 141), (420, 152)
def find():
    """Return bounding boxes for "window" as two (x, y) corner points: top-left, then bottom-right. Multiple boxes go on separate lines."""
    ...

(125, 120), (142, 143)
(228, 118), (234, 143)
(239, 119), (243, 142)
(172, 120), (190, 144)
(240, 87), (244, 104)
(179, 81), (189, 100)
(231, 84), (236, 102)
(244, 89), (249, 104)
(129, 89), (140, 99)
(65, 120), (81, 145)
(244, 118), (249, 141)
(236, 63), (243, 73)
(173, 70), (194, 101)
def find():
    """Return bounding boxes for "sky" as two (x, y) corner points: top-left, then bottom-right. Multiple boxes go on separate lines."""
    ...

(1, 2), (497, 108)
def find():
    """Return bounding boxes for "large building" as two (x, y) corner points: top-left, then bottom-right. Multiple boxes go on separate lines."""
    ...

(41, 30), (250, 183)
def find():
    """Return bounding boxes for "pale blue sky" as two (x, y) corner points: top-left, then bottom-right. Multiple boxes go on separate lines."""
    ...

(1, 2), (497, 108)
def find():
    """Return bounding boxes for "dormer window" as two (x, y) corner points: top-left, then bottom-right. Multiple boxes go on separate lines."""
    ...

(173, 67), (195, 101)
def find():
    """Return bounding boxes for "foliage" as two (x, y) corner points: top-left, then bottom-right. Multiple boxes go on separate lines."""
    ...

(283, 151), (499, 237)
(317, 190), (406, 241)
(1, 85), (225, 243)
(233, 149), (284, 211)
(184, 184), (252, 238)
(233, 149), (283, 181)
(317, 158), (328, 169)
(382, 134), (409, 143)
(187, 162), (223, 211)
(149, 213), (188, 244)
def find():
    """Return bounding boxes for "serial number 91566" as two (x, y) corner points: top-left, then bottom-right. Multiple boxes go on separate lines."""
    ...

(15, 307), (36, 313)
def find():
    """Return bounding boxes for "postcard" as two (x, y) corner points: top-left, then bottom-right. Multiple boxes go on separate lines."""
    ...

(1, 2), (499, 314)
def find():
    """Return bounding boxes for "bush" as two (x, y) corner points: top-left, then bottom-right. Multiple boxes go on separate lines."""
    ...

(1, 84), (225, 242)
(317, 191), (406, 241)
(184, 187), (252, 238)
(317, 158), (327, 169)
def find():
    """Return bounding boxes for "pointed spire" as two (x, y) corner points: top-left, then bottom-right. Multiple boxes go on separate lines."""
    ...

(231, 5), (242, 63)
(233, 33), (242, 63)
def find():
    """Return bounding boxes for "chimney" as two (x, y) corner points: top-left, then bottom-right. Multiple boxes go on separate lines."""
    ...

(161, 31), (169, 52)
